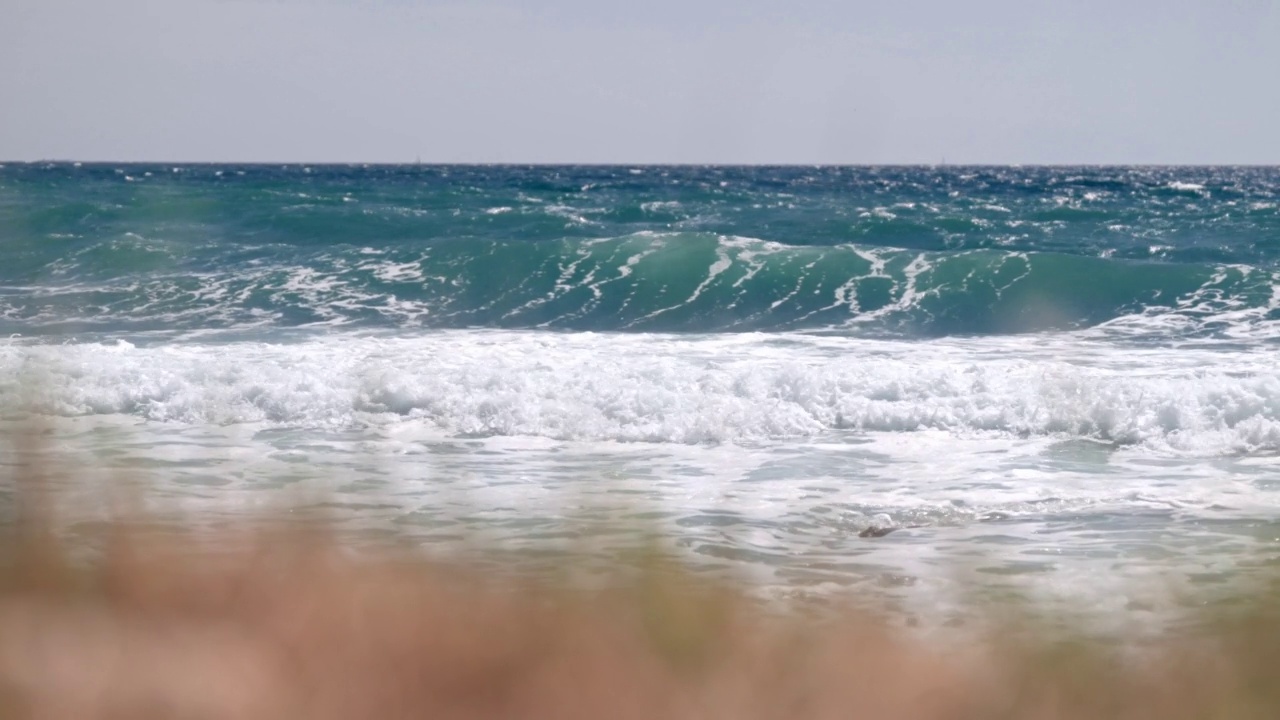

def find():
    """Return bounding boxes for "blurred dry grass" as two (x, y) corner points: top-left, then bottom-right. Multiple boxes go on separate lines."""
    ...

(2, 452), (1280, 719)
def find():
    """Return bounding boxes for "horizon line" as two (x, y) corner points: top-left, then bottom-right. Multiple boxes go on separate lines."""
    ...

(6, 160), (1280, 168)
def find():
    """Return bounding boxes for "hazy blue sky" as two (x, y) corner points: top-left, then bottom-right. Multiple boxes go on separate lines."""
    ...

(3, 0), (1278, 163)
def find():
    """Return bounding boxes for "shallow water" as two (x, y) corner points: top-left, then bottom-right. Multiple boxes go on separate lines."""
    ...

(7, 328), (1280, 632)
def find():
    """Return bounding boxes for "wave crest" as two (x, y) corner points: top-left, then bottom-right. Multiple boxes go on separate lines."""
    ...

(3, 234), (1278, 338)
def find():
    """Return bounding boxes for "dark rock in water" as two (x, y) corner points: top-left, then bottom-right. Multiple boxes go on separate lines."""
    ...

(859, 526), (897, 538)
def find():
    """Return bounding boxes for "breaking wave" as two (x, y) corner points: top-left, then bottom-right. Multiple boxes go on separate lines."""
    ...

(3, 233), (1278, 338)
(5, 333), (1279, 454)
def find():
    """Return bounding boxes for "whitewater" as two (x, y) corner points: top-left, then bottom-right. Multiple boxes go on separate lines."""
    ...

(3, 163), (1279, 627)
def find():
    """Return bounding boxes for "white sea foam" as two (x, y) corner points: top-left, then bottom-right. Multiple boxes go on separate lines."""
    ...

(640, 200), (681, 213)
(4, 331), (1278, 454)
(359, 259), (425, 283)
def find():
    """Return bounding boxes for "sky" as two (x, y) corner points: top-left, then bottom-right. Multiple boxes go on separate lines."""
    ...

(3, 0), (1278, 164)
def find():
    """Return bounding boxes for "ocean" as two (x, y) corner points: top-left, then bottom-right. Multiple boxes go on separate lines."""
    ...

(3, 163), (1279, 626)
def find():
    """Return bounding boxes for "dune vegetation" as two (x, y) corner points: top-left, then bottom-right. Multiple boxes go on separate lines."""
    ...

(2, 448), (1280, 720)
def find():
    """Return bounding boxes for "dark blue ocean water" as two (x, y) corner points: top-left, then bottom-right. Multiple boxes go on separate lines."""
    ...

(2, 164), (1278, 338)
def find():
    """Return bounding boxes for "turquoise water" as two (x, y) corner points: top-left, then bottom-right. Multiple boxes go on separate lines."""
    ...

(3, 164), (1280, 626)
(3, 164), (1279, 337)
